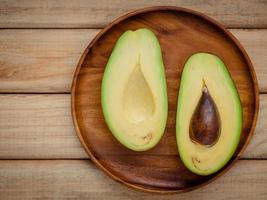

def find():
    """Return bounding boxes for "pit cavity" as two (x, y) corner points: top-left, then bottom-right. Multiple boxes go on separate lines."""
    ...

(123, 61), (155, 123)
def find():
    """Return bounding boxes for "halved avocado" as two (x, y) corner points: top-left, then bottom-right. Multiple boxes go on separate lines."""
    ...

(101, 28), (168, 151)
(176, 53), (242, 175)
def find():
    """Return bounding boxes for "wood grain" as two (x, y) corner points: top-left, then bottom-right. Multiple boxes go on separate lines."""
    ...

(0, 29), (98, 93)
(0, 0), (267, 28)
(0, 160), (266, 199)
(0, 94), (265, 159)
(0, 94), (87, 159)
(235, 29), (267, 92)
(0, 29), (266, 93)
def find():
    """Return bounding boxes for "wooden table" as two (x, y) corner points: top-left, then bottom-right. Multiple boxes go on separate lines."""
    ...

(0, 1), (266, 199)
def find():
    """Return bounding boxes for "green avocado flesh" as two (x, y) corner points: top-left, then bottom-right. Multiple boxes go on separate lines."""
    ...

(101, 28), (168, 151)
(176, 53), (242, 175)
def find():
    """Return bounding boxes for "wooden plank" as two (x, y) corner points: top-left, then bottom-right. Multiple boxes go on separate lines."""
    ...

(233, 29), (267, 92)
(0, 29), (266, 93)
(0, 29), (98, 93)
(0, 94), (266, 159)
(0, 0), (267, 28)
(0, 94), (87, 159)
(0, 160), (266, 199)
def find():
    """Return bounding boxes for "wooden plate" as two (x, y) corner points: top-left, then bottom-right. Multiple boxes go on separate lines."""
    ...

(71, 6), (259, 193)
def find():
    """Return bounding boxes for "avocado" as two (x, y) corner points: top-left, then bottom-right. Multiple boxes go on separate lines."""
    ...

(176, 53), (242, 175)
(101, 28), (168, 151)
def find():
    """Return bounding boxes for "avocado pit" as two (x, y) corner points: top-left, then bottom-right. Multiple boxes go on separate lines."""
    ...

(189, 85), (221, 146)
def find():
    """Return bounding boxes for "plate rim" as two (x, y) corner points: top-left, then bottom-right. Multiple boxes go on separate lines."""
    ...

(71, 6), (259, 194)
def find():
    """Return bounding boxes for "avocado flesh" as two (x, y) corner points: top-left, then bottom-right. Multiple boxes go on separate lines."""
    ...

(176, 53), (242, 175)
(101, 28), (168, 151)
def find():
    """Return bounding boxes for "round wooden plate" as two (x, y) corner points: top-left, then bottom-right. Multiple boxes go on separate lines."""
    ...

(71, 6), (259, 193)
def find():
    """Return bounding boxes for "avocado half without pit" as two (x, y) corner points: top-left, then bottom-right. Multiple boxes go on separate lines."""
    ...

(101, 28), (168, 151)
(176, 53), (243, 175)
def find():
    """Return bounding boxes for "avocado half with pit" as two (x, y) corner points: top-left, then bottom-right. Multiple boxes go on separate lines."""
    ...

(176, 53), (242, 175)
(101, 28), (168, 151)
